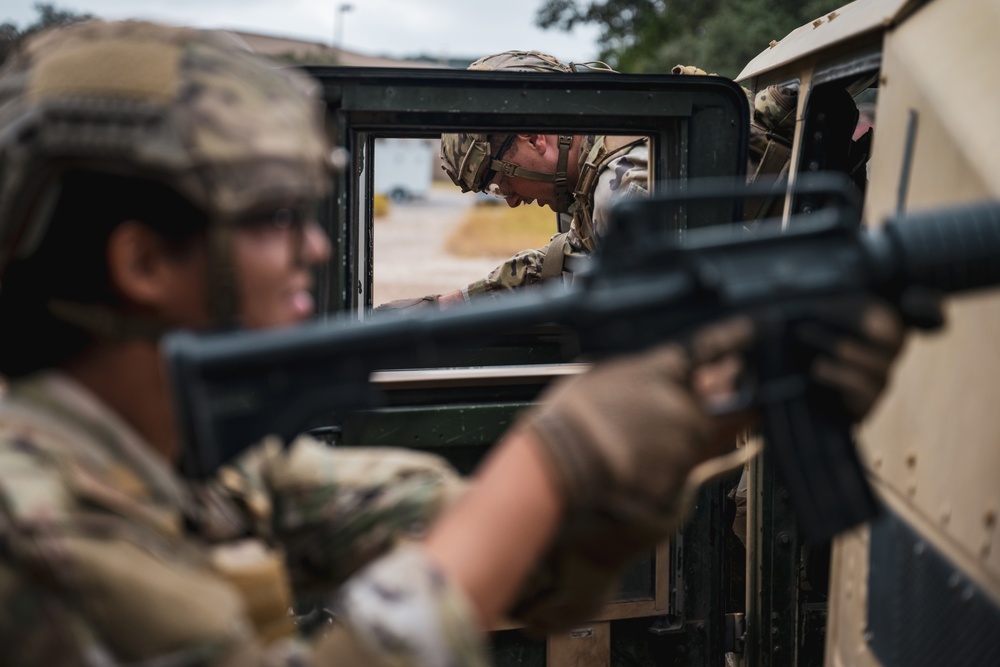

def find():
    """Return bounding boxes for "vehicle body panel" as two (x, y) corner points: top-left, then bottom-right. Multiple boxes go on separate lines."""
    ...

(737, 0), (913, 83)
(739, 0), (1000, 664)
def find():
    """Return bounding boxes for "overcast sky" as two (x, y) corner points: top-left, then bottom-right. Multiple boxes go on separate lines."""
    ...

(3, 0), (603, 63)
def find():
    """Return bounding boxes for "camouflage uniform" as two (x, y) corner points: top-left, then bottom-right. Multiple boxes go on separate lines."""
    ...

(0, 21), (491, 667)
(671, 65), (798, 184)
(463, 135), (649, 299)
(0, 371), (488, 666)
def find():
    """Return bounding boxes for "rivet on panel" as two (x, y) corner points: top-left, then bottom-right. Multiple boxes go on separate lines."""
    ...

(905, 451), (917, 468)
(984, 509), (997, 528)
(872, 454), (883, 469)
(940, 507), (951, 525)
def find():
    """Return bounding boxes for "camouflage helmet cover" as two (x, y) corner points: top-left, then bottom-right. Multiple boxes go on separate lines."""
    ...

(466, 50), (575, 74)
(0, 20), (334, 272)
(440, 50), (575, 194)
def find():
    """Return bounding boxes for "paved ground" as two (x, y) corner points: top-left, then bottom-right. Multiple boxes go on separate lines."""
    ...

(372, 187), (500, 305)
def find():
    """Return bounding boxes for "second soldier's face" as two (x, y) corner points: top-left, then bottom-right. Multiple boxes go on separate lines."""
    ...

(494, 135), (562, 210)
(232, 204), (331, 329)
(498, 175), (558, 210)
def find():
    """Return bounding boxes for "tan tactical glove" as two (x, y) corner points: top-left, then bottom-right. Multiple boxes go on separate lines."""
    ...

(794, 291), (941, 421)
(510, 317), (756, 631)
(522, 317), (757, 512)
(672, 64), (714, 76)
(510, 295), (934, 632)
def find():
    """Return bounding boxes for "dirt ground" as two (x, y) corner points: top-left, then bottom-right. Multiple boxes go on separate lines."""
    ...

(372, 187), (500, 305)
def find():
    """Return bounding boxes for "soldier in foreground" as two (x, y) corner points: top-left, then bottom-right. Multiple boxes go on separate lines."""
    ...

(0, 21), (914, 666)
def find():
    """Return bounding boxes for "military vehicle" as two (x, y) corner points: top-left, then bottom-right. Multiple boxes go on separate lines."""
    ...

(736, 0), (999, 665)
(279, 0), (996, 663)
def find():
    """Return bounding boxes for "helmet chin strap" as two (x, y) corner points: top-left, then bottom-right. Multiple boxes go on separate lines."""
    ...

(486, 135), (575, 212)
(47, 299), (171, 341)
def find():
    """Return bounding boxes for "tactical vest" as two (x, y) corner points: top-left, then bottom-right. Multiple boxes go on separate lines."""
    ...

(540, 135), (647, 280)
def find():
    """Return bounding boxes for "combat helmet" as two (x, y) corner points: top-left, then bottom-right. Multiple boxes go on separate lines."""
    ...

(0, 20), (333, 333)
(440, 50), (599, 213)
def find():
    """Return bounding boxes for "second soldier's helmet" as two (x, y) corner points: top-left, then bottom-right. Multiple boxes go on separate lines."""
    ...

(440, 50), (582, 212)
(0, 20), (333, 328)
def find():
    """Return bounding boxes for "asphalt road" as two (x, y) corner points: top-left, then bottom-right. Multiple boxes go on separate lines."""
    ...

(372, 187), (500, 305)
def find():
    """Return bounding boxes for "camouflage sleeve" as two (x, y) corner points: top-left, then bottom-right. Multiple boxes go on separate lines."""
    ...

(464, 246), (548, 299)
(258, 436), (466, 593)
(591, 143), (649, 242)
(315, 545), (492, 667)
(463, 223), (607, 299)
(0, 431), (471, 667)
(0, 435), (290, 666)
(0, 532), (472, 667)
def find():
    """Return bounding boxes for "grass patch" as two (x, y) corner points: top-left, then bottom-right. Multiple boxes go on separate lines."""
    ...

(446, 202), (560, 259)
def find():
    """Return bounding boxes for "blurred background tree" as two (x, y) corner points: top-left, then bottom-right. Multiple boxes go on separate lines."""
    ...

(1, 3), (94, 65)
(537, 0), (843, 77)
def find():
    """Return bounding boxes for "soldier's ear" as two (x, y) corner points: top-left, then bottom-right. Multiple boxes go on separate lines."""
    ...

(519, 134), (547, 154)
(106, 221), (200, 310)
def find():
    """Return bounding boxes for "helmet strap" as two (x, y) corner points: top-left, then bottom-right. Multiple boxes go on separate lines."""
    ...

(207, 219), (240, 329)
(486, 134), (576, 212)
(48, 299), (169, 342)
(553, 135), (573, 213)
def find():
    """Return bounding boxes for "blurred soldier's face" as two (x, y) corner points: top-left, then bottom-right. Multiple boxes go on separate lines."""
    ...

(233, 205), (331, 329)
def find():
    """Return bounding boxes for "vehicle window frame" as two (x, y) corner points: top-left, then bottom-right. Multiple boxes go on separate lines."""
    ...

(304, 66), (750, 320)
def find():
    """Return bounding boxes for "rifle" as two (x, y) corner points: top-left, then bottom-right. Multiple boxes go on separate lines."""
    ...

(164, 175), (1000, 542)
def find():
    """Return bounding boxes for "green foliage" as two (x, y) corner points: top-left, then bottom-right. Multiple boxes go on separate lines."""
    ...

(537, 0), (843, 78)
(1, 3), (94, 65)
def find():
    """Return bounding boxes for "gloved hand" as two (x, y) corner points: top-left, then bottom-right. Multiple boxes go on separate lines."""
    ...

(520, 317), (755, 513)
(510, 317), (756, 631)
(508, 294), (938, 632)
(373, 295), (440, 312)
(794, 290), (942, 421)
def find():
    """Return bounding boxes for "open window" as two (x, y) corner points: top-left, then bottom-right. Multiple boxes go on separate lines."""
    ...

(305, 66), (749, 316)
(792, 51), (881, 217)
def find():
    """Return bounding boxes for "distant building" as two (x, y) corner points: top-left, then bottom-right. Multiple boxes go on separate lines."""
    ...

(228, 31), (453, 68)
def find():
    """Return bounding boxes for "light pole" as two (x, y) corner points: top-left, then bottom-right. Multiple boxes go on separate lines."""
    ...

(334, 3), (353, 50)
